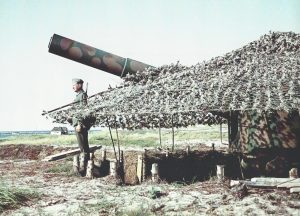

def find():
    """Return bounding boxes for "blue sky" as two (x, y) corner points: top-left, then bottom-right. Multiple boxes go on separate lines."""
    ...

(0, 0), (299, 131)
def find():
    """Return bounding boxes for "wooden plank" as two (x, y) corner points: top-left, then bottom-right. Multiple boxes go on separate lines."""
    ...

(277, 179), (300, 188)
(290, 187), (300, 193)
(251, 177), (291, 183)
(251, 177), (291, 186)
(231, 180), (277, 188)
(278, 182), (300, 189)
(232, 178), (300, 189)
(42, 145), (102, 162)
(246, 182), (277, 188)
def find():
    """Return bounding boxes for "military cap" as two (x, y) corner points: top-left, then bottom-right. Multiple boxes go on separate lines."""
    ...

(72, 78), (84, 84)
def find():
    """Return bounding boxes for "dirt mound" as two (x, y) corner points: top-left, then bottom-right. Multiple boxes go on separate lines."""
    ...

(0, 144), (75, 160)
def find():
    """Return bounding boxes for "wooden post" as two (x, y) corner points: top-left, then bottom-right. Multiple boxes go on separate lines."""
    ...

(120, 150), (124, 163)
(228, 112), (231, 149)
(101, 148), (107, 161)
(86, 160), (94, 179)
(166, 149), (169, 158)
(90, 152), (94, 160)
(220, 123), (223, 144)
(159, 119), (162, 148)
(142, 152), (146, 181)
(110, 161), (117, 177)
(151, 163), (159, 183)
(137, 155), (143, 183)
(171, 115), (175, 152)
(79, 153), (85, 173)
(115, 120), (121, 162)
(289, 168), (298, 179)
(217, 165), (225, 181)
(186, 146), (190, 156)
(73, 155), (79, 174)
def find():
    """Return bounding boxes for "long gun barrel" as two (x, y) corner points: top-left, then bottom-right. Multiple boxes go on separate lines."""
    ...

(48, 34), (153, 77)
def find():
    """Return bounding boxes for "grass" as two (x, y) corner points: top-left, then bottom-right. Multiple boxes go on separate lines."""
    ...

(76, 199), (117, 215)
(0, 125), (228, 148)
(76, 201), (152, 216)
(45, 160), (74, 175)
(148, 186), (163, 199)
(116, 206), (153, 216)
(0, 184), (40, 213)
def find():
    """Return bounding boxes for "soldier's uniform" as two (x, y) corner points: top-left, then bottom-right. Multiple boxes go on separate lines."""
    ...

(68, 78), (92, 173)
(73, 87), (89, 158)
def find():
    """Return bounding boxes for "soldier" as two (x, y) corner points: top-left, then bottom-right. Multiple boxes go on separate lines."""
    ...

(68, 78), (91, 175)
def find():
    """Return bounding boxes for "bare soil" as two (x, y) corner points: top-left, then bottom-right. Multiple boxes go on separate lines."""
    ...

(0, 144), (300, 215)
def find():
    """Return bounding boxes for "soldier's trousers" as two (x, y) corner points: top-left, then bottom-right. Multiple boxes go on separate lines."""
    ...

(75, 128), (90, 160)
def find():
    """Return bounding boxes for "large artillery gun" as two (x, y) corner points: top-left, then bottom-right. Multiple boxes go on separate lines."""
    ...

(48, 34), (153, 77)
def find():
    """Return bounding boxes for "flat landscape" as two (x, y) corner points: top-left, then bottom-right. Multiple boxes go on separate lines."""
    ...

(0, 126), (300, 215)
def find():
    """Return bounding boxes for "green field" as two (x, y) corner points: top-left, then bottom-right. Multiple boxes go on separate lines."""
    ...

(0, 125), (228, 148)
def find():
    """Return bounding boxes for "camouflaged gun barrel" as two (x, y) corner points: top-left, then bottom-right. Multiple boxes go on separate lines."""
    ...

(48, 34), (153, 77)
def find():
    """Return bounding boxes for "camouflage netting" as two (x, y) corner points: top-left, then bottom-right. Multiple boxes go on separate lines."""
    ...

(46, 31), (300, 129)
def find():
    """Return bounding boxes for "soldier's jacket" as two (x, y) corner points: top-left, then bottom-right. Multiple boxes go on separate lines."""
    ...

(74, 89), (88, 106)
(72, 89), (88, 128)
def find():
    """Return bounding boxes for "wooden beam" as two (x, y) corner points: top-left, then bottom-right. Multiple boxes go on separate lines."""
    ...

(42, 145), (102, 162)
(290, 187), (300, 193)
(251, 177), (292, 185)
(277, 179), (300, 189)
(231, 180), (278, 188)
(231, 177), (300, 188)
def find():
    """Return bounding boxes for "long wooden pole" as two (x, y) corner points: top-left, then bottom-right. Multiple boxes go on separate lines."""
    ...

(115, 120), (121, 162)
(171, 115), (175, 151)
(228, 111), (231, 149)
(107, 119), (118, 162)
(220, 123), (223, 144)
(159, 118), (162, 148)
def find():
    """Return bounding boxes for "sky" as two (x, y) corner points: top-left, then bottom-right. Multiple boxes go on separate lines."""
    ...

(0, 0), (299, 131)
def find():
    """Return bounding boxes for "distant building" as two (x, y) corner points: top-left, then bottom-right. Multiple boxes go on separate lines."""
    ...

(50, 127), (68, 135)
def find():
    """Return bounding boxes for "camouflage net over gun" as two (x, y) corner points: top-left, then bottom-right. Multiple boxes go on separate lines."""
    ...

(46, 31), (300, 131)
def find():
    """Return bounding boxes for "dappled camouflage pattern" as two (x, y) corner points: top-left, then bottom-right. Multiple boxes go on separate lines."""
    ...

(48, 34), (153, 77)
(238, 111), (300, 177)
(238, 111), (300, 154)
